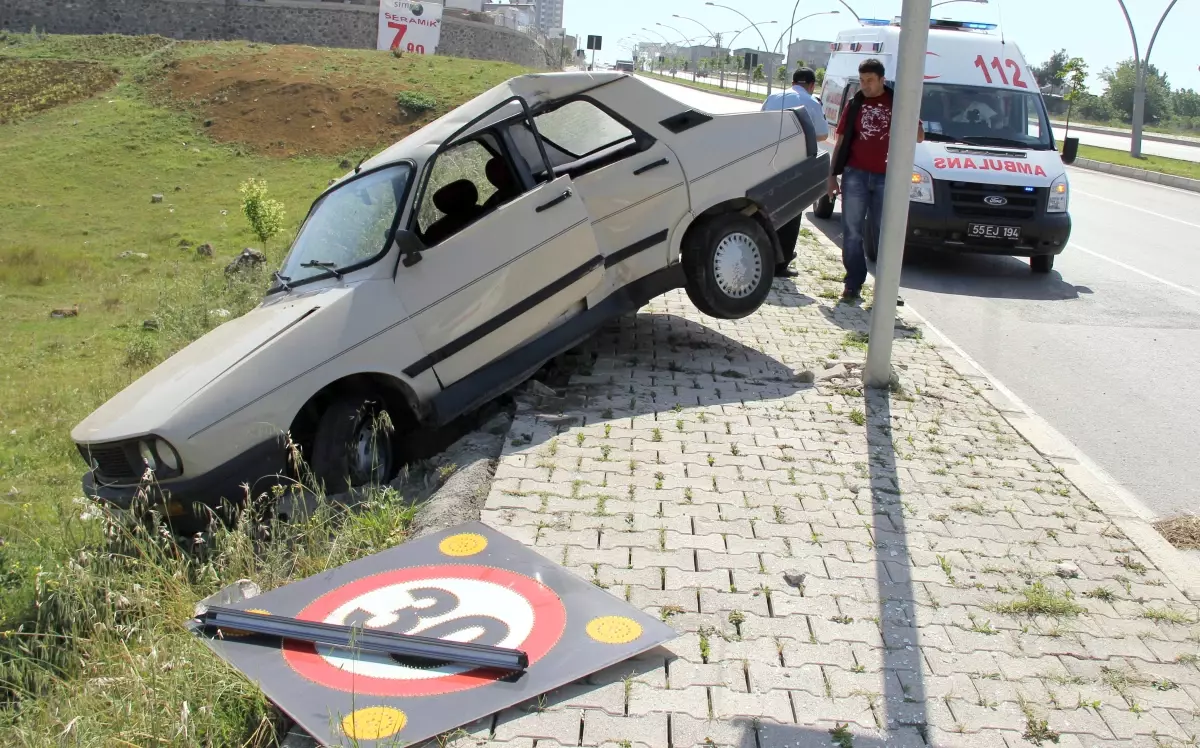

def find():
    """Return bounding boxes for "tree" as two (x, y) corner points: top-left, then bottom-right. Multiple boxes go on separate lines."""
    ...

(1102, 58), (1172, 124)
(1172, 88), (1200, 119)
(754, 63), (765, 82)
(239, 178), (285, 249)
(777, 64), (788, 83)
(815, 67), (825, 87)
(1061, 57), (1088, 139)
(1032, 49), (1070, 89)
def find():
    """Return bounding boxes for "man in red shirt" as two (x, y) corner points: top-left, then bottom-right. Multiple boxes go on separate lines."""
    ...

(827, 58), (923, 302)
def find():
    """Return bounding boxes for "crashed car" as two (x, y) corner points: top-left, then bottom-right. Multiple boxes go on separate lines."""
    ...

(73, 70), (828, 528)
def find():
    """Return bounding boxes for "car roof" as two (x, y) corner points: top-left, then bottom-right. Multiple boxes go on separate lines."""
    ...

(359, 71), (628, 171)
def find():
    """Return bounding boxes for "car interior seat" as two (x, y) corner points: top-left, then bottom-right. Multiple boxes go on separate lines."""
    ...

(422, 179), (484, 246)
(483, 157), (521, 209)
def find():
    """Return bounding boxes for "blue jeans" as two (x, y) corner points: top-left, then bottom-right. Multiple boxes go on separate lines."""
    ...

(840, 166), (886, 293)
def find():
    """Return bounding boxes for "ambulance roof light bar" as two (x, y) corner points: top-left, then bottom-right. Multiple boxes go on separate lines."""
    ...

(858, 17), (997, 32)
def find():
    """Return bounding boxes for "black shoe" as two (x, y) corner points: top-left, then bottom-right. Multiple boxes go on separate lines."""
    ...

(775, 267), (800, 278)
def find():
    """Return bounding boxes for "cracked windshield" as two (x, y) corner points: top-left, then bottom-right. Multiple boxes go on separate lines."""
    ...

(2, 2), (1200, 747)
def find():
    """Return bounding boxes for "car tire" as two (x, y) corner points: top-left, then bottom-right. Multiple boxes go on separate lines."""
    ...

(813, 193), (836, 220)
(311, 394), (397, 495)
(683, 214), (775, 320)
(1030, 255), (1054, 273)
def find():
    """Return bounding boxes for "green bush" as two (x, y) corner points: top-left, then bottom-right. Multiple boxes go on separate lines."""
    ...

(238, 178), (285, 249)
(397, 90), (438, 114)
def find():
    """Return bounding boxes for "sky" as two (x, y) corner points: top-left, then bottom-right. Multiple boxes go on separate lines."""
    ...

(562, 0), (1200, 94)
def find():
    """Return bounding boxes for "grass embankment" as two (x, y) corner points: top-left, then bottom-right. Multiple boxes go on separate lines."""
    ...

(1071, 143), (1200, 182)
(0, 31), (528, 745)
(638, 70), (767, 103)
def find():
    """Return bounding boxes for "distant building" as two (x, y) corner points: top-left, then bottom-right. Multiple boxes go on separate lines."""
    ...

(534, 0), (564, 34)
(786, 38), (833, 71)
(445, 0), (485, 11)
(483, 2), (536, 30)
(732, 47), (784, 74)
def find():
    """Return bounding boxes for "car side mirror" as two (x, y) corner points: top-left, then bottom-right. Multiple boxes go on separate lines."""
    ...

(395, 229), (425, 268)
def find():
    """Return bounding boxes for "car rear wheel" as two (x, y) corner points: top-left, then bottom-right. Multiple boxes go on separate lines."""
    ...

(683, 214), (775, 319)
(1030, 255), (1054, 273)
(813, 193), (836, 220)
(311, 394), (397, 495)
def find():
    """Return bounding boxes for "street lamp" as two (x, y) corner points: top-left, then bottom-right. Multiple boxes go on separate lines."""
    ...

(673, 14), (729, 88)
(642, 26), (673, 73)
(705, 2), (777, 95)
(931, 0), (988, 7)
(656, 22), (693, 77)
(723, 21), (778, 94)
(835, 0), (862, 22)
(772, 11), (841, 69)
(1116, 0), (1181, 159)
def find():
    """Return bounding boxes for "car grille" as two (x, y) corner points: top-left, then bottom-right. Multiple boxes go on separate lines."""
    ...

(948, 182), (1041, 220)
(79, 443), (140, 483)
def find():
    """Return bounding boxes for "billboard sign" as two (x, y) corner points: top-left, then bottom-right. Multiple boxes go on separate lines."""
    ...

(378, 0), (444, 54)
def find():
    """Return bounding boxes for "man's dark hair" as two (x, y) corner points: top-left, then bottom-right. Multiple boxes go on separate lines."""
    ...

(859, 58), (886, 78)
(793, 67), (817, 86)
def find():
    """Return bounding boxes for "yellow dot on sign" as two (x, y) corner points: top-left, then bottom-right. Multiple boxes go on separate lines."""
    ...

(439, 532), (488, 557)
(341, 706), (407, 741)
(586, 616), (642, 645)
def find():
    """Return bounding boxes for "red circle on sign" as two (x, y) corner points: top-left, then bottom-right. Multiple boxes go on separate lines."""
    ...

(281, 565), (566, 697)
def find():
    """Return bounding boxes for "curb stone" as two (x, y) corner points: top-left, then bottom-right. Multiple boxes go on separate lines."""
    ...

(1070, 157), (1200, 193)
(897, 291), (1200, 602)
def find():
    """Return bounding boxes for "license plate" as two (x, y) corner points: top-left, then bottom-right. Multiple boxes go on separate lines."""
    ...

(968, 223), (1021, 240)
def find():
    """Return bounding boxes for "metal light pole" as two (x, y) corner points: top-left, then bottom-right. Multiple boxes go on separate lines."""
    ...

(931, 0), (988, 7)
(1116, 0), (1180, 159)
(863, 0), (931, 390)
(674, 14), (728, 89)
(721, 21), (778, 93)
(773, 11), (841, 68)
(657, 22), (692, 77)
(643, 27), (673, 74)
(836, 0), (862, 22)
(705, 2), (776, 95)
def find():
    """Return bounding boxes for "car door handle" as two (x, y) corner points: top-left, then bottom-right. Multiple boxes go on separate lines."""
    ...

(535, 188), (573, 213)
(633, 158), (670, 176)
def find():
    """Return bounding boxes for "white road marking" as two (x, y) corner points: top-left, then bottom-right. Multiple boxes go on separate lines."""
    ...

(1073, 188), (1200, 229)
(1068, 242), (1200, 298)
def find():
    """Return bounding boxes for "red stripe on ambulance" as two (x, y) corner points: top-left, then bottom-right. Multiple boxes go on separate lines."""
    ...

(933, 157), (1046, 177)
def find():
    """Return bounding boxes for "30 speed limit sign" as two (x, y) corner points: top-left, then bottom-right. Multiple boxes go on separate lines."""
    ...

(377, 0), (443, 55)
(194, 523), (676, 748)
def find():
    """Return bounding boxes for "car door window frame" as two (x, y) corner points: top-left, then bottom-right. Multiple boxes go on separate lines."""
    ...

(413, 135), (510, 242)
(520, 95), (656, 183)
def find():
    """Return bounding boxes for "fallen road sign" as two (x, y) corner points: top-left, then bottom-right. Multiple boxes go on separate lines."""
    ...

(190, 521), (677, 747)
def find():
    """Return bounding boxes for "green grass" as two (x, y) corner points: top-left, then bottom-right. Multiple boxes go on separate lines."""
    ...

(994, 581), (1085, 617)
(1072, 143), (1200, 181)
(0, 31), (530, 746)
(637, 71), (767, 103)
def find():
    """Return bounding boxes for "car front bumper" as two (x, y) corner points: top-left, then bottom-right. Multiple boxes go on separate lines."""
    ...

(81, 437), (289, 516)
(904, 201), (1071, 257)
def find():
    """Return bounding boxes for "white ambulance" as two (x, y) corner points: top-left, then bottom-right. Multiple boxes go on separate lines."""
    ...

(814, 18), (1071, 273)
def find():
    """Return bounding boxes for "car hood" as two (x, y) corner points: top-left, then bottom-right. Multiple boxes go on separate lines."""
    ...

(917, 143), (1064, 185)
(72, 289), (347, 443)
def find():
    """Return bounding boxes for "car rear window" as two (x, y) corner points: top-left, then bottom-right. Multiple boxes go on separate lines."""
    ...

(533, 100), (634, 159)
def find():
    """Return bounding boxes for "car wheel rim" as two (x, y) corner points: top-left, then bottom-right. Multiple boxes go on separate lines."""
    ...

(713, 232), (763, 299)
(349, 409), (391, 486)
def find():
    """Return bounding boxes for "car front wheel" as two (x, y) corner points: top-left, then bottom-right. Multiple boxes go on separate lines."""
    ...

(683, 214), (775, 320)
(311, 394), (397, 495)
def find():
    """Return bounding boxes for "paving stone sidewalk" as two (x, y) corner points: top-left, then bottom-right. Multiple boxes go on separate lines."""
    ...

(475, 230), (1200, 748)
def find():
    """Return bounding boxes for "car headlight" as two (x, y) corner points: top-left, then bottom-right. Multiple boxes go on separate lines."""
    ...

(1047, 174), (1069, 213)
(138, 438), (183, 479)
(910, 167), (935, 204)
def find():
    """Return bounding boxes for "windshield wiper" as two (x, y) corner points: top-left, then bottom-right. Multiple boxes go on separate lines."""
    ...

(922, 132), (963, 143)
(959, 136), (1046, 149)
(300, 260), (344, 279)
(272, 272), (292, 292)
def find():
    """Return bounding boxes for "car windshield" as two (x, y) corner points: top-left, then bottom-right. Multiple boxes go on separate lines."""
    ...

(919, 83), (1054, 150)
(275, 164), (412, 288)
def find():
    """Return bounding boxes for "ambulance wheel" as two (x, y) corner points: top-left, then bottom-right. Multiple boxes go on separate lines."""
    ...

(683, 214), (774, 320)
(1031, 255), (1054, 273)
(814, 193), (836, 220)
(311, 394), (397, 494)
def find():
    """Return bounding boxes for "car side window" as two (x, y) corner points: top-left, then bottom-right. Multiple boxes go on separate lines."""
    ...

(533, 100), (634, 159)
(416, 139), (523, 247)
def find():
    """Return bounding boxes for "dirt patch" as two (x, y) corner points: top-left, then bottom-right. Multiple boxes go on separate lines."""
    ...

(1155, 515), (1200, 550)
(0, 58), (118, 123)
(164, 50), (431, 157)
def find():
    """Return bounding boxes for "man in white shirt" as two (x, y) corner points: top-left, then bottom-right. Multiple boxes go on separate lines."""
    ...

(761, 67), (829, 142)
(760, 68), (829, 277)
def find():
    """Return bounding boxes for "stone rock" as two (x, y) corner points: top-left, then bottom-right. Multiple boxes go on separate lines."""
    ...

(209, 308), (231, 318)
(522, 380), (557, 398)
(825, 360), (843, 369)
(817, 364), (847, 381)
(118, 251), (149, 260)
(220, 209), (228, 216)
(174, 185), (183, 192)
(339, 158), (352, 169)
(203, 119), (214, 127)
(150, 194), (163, 203)
(783, 571), (806, 589)
(1056, 562), (1081, 579)
(794, 370), (816, 384)
(225, 248), (266, 275)
(49, 304), (79, 318)
(196, 243), (214, 258)
(177, 238), (192, 247)
(142, 319), (159, 331)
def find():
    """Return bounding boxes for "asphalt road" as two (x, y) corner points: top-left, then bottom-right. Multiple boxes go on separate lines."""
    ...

(653, 71), (1200, 162)
(644, 75), (1200, 518)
